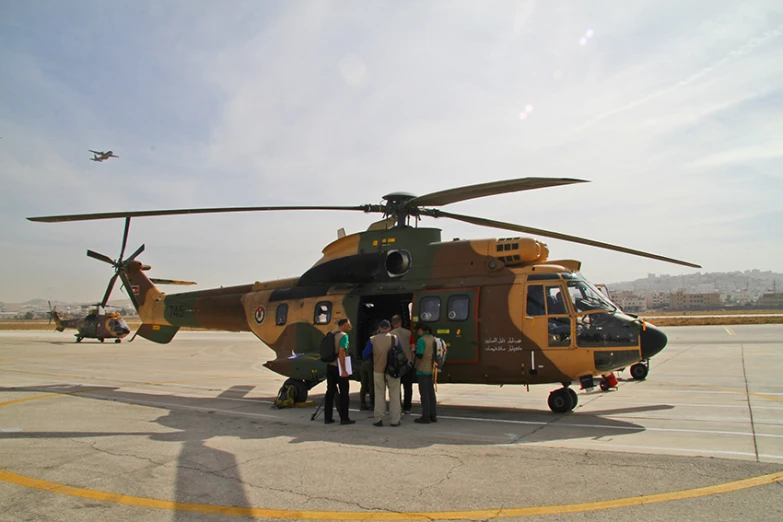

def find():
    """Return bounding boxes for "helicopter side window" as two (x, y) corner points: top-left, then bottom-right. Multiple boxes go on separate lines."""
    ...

(545, 286), (568, 315)
(446, 295), (470, 321)
(526, 285), (545, 316)
(419, 297), (441, 322)
(314, 302), (331, 325)
(276, 303), (288, 326)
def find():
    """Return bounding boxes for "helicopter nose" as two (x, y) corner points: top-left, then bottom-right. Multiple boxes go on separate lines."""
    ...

(640, 322), (667, 359)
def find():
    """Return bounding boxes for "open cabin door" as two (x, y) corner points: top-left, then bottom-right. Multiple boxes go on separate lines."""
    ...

(412, 288), (479, 363)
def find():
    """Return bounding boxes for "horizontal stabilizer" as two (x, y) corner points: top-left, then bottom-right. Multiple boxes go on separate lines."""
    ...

(149, 278), (197, 285)
(134, 324), (180, 344)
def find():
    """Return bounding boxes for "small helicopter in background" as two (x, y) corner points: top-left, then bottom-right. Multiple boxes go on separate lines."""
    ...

(49, 301), (131, 343)
(89, 150), (119, 162)
(30, 177), (700, 413)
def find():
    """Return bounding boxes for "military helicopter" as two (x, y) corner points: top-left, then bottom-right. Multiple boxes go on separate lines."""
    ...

(88, 150), (119, 162)
(48, 300), (131, 343)
(28, 177), (700, 413)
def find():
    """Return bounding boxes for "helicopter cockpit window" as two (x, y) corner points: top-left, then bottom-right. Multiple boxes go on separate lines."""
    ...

(567, 280), (616, 313)
(418, 297), (441, 322)
(545, 286), (568, 315)
(276, 303), (288, 326)
(314, 302), (331, 325)
(446, 295), (470, 321)
(526, 285), (546, 316)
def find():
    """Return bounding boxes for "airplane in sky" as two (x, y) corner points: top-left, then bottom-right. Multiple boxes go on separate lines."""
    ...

(89, 150), (119, 162)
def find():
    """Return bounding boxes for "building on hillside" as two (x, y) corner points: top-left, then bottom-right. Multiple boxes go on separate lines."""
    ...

(645, 292), (670, 310)
(669, 291), (721, 310)
(611, 291), (647, 312)
(755, 292), (783, 309)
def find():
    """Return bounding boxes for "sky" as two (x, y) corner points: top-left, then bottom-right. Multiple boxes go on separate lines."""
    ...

(1, 1), (782, 304)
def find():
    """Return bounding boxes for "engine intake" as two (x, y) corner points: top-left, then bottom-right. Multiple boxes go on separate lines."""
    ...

(385, 249), (412, 277)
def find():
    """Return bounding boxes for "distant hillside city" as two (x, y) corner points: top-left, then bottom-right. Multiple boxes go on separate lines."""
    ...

(2, 270), (782, 318)
(605, 269), (783, 312)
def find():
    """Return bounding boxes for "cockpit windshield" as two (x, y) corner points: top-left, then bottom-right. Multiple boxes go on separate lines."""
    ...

(567, 279), (617, 313)
(116, 319), (129, 329)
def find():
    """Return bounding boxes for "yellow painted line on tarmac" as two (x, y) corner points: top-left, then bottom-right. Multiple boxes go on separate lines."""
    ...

(650, 381), (783, 402)
(1, 368), (259, 387)
(0, 393), (64, 408)
(0, 467), (781, 519)
(724, 326), (736, 336)
(0, 388), (104, 409)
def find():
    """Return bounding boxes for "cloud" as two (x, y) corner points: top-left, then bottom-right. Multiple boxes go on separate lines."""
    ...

(2, 1), (783, 301)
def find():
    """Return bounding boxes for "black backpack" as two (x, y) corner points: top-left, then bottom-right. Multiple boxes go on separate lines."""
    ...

(385, 335), (411, 378)
(319, 330), (337, 363)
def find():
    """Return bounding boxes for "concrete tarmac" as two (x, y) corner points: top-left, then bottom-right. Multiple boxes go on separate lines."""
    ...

(1, 325), (782, 521)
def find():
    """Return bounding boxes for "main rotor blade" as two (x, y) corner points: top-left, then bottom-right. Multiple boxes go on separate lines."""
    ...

(150, 278), (197, 285)
(87, 249), (115, 265)
(27, 205), (378, 223)
(431, 210), (702, 269)
(101, 273), (119, 308)
(407, 178), (587, 208)
(119, 217), (131, 261)
(126, 244), (145, 262)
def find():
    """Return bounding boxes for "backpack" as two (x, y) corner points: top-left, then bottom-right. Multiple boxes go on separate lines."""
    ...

(433, 337), (448, 369)
(319, 330), (337, 363)
(385, 335), (411, 378)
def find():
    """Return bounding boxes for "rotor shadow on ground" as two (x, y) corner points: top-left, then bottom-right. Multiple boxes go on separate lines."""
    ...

(0, 384), (662, 449)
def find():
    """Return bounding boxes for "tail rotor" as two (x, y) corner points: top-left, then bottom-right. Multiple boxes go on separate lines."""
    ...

(87, 217), (145, 308)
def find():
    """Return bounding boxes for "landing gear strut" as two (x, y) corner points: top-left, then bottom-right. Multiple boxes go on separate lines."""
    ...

(548, 385), (577, 413)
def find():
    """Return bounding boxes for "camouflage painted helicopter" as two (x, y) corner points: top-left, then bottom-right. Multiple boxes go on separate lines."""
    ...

(29, 177), (700, 413)
(89, 150), (119, 162)
(49, 301), (131, 343)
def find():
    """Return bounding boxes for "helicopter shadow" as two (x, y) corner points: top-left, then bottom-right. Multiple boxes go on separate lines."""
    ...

(1, 384), (669, 516)
(0, 384), (667, 448)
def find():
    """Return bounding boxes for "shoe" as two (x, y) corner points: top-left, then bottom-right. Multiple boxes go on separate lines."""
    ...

(430, 416), (438, 423)
(414, 417), (430, 424)
(324, 419), (335, 425)
(403, 410), (411, 415)
(390, 422), (401, 427)
(373, 420), (383, 427)
(340, 419), (356, 425)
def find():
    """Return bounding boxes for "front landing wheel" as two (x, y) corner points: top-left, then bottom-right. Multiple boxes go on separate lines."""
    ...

(630, 363), (649, 380)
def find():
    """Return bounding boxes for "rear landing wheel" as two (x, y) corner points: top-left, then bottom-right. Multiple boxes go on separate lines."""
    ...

(115, 338), (121, 343)
(630, 362), (649, 380)
(567, 388), (578, 408)
(548, 388), (575, 414)
(99, 338), (105, 343)
(282, 378), (309, 403)
(75, 337), (82, 343)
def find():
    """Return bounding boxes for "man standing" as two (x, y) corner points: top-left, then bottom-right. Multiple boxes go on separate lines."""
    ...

(390, 314), (414, 415)
(324, 318), (356, 425)
(413, 322), (437, 424)
(362, 319), (402, 427)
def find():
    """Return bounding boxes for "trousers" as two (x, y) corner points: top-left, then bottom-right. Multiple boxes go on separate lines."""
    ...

(324, 364), (350, 422)
(417, 373), (437, 419)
